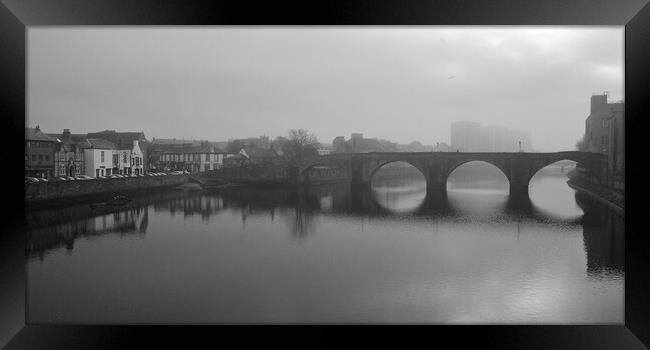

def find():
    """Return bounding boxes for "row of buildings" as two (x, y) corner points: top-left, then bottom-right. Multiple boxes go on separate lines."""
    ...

(25, 129), (234, 179)
(26, 128), (148, 178)
(25, 129), (295, 179)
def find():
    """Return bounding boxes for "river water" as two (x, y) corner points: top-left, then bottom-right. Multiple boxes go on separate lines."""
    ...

(26, 168), (624, 323)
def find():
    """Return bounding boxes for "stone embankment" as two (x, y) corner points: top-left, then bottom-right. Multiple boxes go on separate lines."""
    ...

(567, 169), (624, 215)
(25, 175), (189, 204)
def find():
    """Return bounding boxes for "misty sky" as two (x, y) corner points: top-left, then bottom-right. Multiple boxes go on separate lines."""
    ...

(28, 27), (623, 151)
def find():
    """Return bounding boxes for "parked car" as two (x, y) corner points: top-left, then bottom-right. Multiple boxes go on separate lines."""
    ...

(170, 171), (183, 175)
(37, 178), (49, 182)
(183, 171), (190, 174)
(96, 176), (108, 179)
(74, 175), (95, 180)
(25, 177), (40, 183)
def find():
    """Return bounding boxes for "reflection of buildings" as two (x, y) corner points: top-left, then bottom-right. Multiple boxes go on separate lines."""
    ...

(155, 195), (225, 219)
(450, 121), (533, 152)
(27, 206), (149, 259)
(578, 193), (624, 276)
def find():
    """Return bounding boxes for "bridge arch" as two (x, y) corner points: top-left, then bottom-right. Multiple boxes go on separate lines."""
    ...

(444, 159), (511, 187)
(368, 160), (427, 214)
(368, 160), (427, 185)
(528, 159), (577, 181)
(527, 153), (603, 186)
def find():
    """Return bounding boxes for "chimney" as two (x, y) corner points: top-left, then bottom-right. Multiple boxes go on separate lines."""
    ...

(62, 129), (71, 142)
(133, 140), (139, 148)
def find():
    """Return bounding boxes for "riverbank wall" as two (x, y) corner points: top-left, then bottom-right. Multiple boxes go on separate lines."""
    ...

(198, 163), (299, 186)
(25, 175), (189, 204)
(567, 169), (624, 215)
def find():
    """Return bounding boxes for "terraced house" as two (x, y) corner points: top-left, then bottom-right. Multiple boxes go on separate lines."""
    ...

(25, 126), (57, 178)
(48, 129), (86, 177)
(157, 141), (228, 172)
(86, 130), (149, 172)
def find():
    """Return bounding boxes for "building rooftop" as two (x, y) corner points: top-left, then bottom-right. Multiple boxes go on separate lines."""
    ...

(79, 138), (117, 150)
(87, 131), (147, 149)
(26, 127), (57, 142)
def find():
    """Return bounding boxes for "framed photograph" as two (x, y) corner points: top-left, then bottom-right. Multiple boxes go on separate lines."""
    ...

(1, 0), (649, 348)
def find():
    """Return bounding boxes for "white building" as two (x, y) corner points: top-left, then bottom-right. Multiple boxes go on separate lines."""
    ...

(80, 138), (145, 176)
(129, 140), (144, 175)
(81, 138), (117, 177)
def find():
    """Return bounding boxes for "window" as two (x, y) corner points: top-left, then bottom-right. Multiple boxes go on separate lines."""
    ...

(101, 151), (105, 162)
(31, 154), (37, 161)
(38, 154), (43, 161)
(45, 155), (49, 161)
(123, 153), (127, 163)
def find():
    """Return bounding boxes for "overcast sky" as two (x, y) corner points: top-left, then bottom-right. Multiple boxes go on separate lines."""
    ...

(28, 27), (623, 151)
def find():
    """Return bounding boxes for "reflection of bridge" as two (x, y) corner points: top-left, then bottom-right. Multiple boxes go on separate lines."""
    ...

(300, 151), (606, 196)
(26, 184), (622, 271)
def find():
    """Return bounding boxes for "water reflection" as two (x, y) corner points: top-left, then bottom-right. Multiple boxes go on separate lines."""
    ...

(27, 178), (618, 265)
(371, 163), (427, 214)
(27, 206), (149, 260)
(26, 174), (624, 323)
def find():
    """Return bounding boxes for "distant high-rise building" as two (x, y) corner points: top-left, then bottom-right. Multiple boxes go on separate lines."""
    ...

(450, 121), (481, 152)
(451, 121), (533, 152)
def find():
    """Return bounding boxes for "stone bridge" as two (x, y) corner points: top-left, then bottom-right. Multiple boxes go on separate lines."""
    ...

(299, 151), (607, 195)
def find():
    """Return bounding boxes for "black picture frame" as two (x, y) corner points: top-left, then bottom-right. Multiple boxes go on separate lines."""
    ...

(1, 0), (649, 348)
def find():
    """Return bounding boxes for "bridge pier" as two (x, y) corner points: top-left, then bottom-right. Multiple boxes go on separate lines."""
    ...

(506, 187), (533, 214)
(509, 183), (529, 198)
(426, 179), (447, 194)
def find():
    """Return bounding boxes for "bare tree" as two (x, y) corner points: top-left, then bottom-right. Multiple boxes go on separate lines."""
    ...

(283, 129), (320, 162)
